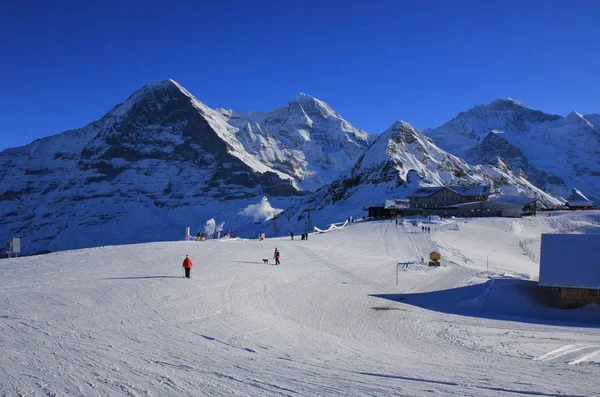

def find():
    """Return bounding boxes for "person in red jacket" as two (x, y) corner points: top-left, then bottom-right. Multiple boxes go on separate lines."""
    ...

(182, 254), (193, 278)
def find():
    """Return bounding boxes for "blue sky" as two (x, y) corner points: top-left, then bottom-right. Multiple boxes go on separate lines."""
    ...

(1, 0), (599, 150)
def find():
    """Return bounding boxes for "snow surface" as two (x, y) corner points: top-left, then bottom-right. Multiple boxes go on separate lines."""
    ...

(1, 211), (599, 396)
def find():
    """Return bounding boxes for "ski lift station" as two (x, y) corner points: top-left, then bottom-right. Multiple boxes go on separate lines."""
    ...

(538, 234), (600, 308)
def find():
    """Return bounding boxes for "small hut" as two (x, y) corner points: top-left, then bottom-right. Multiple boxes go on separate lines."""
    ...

(429, 251), (441, 266)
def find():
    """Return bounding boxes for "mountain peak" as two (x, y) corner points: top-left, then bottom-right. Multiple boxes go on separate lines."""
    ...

(146, 78), (180, 89)
(284, 92), (340, 120)
(292, 92), (328, 109)
(565, 110), (584, 120)
(145, 78), (197, 99)
(107, 79), (199, 118)
(295, 92), (316, 100)
(563, 111), (596, 129)
(389, 120), (415, 131)
(487, 97), (529, 110)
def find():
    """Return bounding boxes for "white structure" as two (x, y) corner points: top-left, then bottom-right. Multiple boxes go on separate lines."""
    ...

(539, 234), (600, 308)
(539, 234), (600, 288)
(12, 238), (20, 254)
(6, 238), (21, 258)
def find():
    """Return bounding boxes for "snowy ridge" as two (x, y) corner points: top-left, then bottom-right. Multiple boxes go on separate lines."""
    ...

(109, 79), (294, 182)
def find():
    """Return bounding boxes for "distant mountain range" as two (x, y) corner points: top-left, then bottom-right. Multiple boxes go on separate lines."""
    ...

(423, 98), (600, 202)
(0, 82), (596, 254)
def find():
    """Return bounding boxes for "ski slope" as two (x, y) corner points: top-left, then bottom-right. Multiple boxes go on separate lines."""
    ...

(1, 211), (599, 396)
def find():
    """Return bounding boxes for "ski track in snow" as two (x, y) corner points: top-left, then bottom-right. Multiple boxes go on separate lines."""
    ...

(0, 212), (599, 396)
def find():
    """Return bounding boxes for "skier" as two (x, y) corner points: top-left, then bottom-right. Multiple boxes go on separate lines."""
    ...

(273, 248), (281, 265)
(290, 229), (294, 240)
(182, 254), (193, 278)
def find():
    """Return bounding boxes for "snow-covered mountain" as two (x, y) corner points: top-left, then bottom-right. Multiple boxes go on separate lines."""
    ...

(1, 84), (578, 255)
(423, 98), (600, 202)
(0, 80), (366, 254)
(217, 92), (369, 190)
(269, 120), (562, 235)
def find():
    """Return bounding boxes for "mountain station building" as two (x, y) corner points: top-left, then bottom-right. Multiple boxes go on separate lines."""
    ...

(406, 185), (536, 218)
(566, 199), (596, 210)
(369, 185), (537, 219)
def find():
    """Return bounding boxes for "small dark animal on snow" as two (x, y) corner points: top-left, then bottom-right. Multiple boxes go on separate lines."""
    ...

(262, 259), (269, 264)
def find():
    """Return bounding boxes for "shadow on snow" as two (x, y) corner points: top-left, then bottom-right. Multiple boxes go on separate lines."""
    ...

(371, 278), (600, 328)
(232, 260), (271, 265)
(101, 276), (183, 280)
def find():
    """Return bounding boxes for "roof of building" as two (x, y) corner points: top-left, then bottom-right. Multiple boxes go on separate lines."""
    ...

(408, 185), (490, 198)
(409, 187), (444, 198)
(446, 185), (491, 196)
(566, 188), (594, 207)
(451, 201), (524, 210)
(538, 234), (600, 289)
(488, 195), (537, 206)
(567, 200), (595, 207)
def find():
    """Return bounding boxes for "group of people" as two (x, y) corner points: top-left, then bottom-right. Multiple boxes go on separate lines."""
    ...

(421, 226), (431, 233)
(290, 230), (309, 240)
(196, 230), (238, 241)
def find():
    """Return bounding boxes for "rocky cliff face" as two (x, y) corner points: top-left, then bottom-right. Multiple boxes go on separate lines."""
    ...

(465, 132), (566, 190)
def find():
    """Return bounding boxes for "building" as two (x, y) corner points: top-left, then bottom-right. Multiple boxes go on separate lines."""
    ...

(566, 199), (596, 210)
(565, 188), (595, 210)
(385, 199), (422, 217)
(538, 234), (600, 308)
(408, 185), (490, 209)
(451, 200), (531, 218)
(405, 185), (535, 218)
(369, 185), (537, 219)
(368, 200), (422, 218)
(488, 195), (537, 216)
